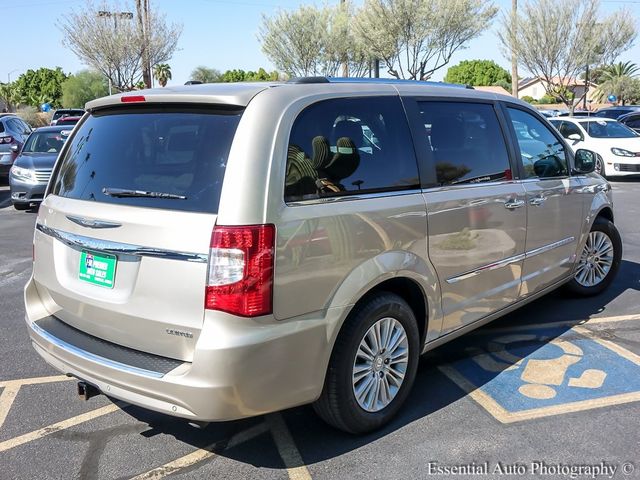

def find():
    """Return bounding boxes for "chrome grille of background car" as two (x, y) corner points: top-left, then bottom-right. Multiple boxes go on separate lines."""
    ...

(34, 169), (53, 183)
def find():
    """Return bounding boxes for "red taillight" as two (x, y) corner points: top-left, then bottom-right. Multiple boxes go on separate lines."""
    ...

(121, 95), (146, 103)
(205, 224), (275, 317)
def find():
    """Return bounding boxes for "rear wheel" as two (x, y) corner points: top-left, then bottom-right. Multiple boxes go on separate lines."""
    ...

(313, 292), (420, 434)
(565, 217), (621, 296)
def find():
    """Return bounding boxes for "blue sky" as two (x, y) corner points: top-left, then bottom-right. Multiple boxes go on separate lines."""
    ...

(3, 0), (640, 86)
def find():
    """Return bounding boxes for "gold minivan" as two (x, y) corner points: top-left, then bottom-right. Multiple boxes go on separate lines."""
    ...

(25, 79), (621, 433)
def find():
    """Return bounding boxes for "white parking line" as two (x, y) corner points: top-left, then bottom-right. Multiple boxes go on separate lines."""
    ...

(0, 375), (71, 388)
(0, 384), (20, 430)
(267, 413), (313, 480)
(0, 403), (120, 453)
(0, 375), (73, 429)
(129, 422), (269, 480)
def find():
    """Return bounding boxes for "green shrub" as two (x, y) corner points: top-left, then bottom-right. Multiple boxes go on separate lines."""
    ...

(521, 95), (535, 103)
(537, 95), (556, 104)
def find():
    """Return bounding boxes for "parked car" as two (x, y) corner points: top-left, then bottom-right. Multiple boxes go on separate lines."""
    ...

(50, 109), (85, 126)
(25, 79), (621, 434)
(0, 114), (33, 179)
(55, 116), (81, 127)
(618, 111), (640, 134)
(9, 126), (71, 210)
(549, 116), (640, 177)
(593, 106), (640, 120)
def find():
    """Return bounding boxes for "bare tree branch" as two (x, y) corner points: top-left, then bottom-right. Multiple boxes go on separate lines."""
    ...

(57, 0), (182, 92)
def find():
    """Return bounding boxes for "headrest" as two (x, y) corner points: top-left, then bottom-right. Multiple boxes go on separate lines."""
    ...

(324, 137), (360, 181)
(332, 120), (363, 148)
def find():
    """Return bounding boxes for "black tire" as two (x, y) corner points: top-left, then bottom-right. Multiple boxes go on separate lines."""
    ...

(313, 292), (420, 434)
(12, 202), (29, 211)
(594, 154), (606, 179)
(565, 217), (622, 296)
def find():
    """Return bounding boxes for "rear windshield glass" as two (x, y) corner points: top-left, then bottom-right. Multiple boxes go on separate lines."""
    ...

(50, 107), (242, 213)
(53, 110), (84, 121)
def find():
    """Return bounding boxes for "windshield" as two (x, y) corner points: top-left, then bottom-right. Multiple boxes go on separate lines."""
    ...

(50, 107), (242, 213)
(53, 110), (84, 121)
(22, 131), (69, 153)
(579, 120), (639, 138)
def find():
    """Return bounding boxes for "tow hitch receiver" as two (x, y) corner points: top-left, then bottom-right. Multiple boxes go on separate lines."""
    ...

(77, 381), (101, 401)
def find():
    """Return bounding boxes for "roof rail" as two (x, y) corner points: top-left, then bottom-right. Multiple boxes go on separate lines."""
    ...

(287, 76), (472, 89)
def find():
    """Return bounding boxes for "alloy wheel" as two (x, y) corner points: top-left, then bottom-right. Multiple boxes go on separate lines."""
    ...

(575, 231), (614, 287)
(352, 317), (409, 412)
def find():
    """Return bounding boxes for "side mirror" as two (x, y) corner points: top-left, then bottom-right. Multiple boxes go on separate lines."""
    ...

(10, 144), (19, 153)
(567, 133), (582, 144)
(573, 149), (596, 174)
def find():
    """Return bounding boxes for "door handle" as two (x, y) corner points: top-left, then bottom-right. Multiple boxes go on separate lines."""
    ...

(529, 195), (547, 206)
(504, 199), (525, 210)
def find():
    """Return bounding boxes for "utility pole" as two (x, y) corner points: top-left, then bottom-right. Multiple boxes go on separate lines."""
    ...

(511, 0), (518, 98)
(340, 0), (348, 77)
(136, 0), (152, 88)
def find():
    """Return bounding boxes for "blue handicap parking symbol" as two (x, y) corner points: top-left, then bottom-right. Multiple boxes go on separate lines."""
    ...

(440, 324), (640, 422)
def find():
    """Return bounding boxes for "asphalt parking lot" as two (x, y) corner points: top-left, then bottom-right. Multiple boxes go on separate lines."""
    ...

(1, 181), (639, 480)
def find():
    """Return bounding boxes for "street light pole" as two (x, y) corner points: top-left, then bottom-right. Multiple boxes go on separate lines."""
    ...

(97, 10), (133, 92)
(7, 69), (18, 84)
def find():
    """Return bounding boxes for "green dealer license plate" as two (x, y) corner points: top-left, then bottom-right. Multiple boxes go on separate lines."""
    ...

(79, 251), (117, 288)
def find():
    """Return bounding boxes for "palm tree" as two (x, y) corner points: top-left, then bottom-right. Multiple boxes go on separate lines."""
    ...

(153, 64), (172, 87)
(595, 62), (640, 105)
(603, 61), (639, 79)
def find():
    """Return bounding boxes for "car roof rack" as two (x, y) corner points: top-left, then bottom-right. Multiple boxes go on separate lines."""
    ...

(287, 76), (473, 89)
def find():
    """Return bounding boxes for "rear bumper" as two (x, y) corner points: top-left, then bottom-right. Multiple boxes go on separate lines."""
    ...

(25, 277), (343, 421)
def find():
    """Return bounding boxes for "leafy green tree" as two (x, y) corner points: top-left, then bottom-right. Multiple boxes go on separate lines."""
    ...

(61, 70), (109, 108)
(444, 60), (511, 86)
(14, 67), (68, 109)
(499, 0), (637, 113)
(190, 66), (222, 83)
(260, 3), (370, 78)
(0, 82), (21, 112)
(153, 63), (172, 87)
(355, 0), (498, 80)
(218, 68), (279, 83)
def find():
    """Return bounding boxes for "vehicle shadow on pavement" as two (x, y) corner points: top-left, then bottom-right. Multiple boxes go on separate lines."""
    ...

(120, 259), (640, 472)
(0, 187), (11, 209)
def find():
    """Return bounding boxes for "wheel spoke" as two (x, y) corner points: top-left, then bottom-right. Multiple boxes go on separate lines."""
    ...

(355, 374), (375, 403)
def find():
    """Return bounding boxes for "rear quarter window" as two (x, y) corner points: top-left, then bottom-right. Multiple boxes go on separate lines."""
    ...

(285, 96), (419, 202)
(50, 107), (242, 213)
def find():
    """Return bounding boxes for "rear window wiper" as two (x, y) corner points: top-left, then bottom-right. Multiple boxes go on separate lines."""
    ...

(102, 187), (187, 200)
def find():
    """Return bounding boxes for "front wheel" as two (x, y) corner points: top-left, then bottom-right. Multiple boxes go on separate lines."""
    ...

(12, 202), (29, 211)
(313, 292), (420, 434)
(594, 154), (606, 178)
(565, 217), (622, 296)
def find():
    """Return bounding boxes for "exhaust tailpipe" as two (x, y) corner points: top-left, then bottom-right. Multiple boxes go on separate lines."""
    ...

(77, 381), (101, 401)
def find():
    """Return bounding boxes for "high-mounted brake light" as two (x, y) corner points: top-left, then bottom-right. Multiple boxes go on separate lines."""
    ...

(120, 95), (146, 103)
(205, 224), (275, 317)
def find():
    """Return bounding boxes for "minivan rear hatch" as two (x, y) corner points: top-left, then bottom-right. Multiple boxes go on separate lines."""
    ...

(32, 105), (242, 362)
